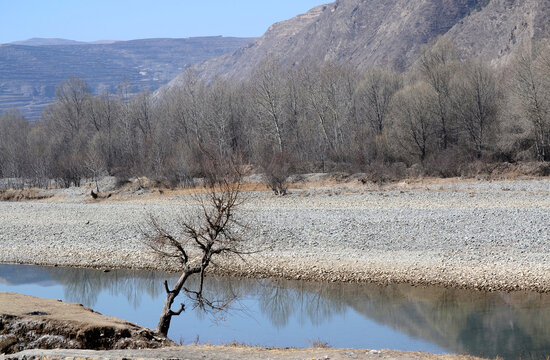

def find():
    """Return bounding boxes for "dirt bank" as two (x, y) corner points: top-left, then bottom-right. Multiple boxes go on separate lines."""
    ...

(0, 293), (173, 354)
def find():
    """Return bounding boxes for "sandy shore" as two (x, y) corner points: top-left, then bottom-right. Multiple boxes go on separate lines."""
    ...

(0, 177), (549, 293)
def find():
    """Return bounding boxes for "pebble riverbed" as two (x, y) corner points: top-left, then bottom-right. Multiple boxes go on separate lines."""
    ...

(1, 179), (549, 292)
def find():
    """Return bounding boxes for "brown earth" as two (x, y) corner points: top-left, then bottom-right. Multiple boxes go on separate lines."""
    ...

(0, 293), (174, 354)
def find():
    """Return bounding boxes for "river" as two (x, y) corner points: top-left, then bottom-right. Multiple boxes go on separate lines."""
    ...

(2, 264), (550, 359)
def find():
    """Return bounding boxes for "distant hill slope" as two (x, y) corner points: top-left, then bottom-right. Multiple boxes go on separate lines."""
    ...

(7, 38), (118, 46)
(0, 37), (254, 120)
(7, 38), (89, 46)
(166, 0), (550, 85)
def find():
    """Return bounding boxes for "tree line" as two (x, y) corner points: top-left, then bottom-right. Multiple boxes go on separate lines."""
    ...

(1, 36), (549, 188)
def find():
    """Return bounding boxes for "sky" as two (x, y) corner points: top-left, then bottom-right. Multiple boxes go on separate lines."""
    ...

(0, 0), (328, 44)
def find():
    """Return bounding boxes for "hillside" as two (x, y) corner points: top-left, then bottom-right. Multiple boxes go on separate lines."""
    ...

(0, 37), (254, 120)
(8, 38), (89, 46)
(167, 0), (550, 84)
(448, 0), (550, 64)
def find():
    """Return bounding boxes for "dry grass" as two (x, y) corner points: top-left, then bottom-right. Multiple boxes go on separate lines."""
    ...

(0, 188), (53, 202)
(309, 338), (331, 348)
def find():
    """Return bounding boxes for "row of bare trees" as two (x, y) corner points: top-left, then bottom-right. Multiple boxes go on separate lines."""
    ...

(1, 36), (550, 187)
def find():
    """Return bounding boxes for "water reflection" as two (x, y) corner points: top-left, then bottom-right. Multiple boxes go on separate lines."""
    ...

(52, 267), (163, 308)
(338, 283), (550, 359)
(2, 264), (550, 359)
(256, 280), (346, 328)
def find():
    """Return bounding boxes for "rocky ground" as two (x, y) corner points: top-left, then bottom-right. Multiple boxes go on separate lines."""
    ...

(4, 346), (488, 360)
(0, 176), (549, 292)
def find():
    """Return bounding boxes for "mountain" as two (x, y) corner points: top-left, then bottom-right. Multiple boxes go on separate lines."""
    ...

(168, 0), (550, 84)
(7, 38), (120, 46)
(448, 0), (550, 64)
(0, 37), (254, 120)
(7, 38), (88, 46)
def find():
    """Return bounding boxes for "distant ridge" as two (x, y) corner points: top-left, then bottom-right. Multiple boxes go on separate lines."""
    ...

(0, 36), (255, 120)
(8, 38), (88, 46)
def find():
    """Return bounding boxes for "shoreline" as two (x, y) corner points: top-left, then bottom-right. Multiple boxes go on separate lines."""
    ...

(0, 246), (550, 294)
(3, 251), (550, 294)
(7, 346), (488, 360)
(1, 177), (549, 294)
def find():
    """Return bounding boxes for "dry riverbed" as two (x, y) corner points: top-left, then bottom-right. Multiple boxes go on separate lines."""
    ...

(0, 177), (549, 292)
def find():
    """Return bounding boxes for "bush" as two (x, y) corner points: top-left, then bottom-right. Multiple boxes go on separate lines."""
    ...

(361, 162), (407, 184)
(261, 151), (293, 195)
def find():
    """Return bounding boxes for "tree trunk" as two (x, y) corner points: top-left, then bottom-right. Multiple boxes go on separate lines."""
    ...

(157, 291), (178, 337)
(156, 272), (190, 337)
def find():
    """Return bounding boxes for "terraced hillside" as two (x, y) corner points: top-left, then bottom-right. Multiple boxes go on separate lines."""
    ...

(0, 37), (254, 120)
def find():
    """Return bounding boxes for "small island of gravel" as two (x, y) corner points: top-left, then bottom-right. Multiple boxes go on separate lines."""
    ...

(1, 175), (549, 293)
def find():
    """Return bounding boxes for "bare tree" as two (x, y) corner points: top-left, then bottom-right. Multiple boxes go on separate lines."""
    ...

(0, 109), (31, 181)
(355, 67), (402, 136)
(390, 82), (438, 163)
(510, 42), (550, 161)
(261, 151), (292, 195)
(251, 57), (287, 153)
(417, 36), (458, 151)
(53, 77), (92, 136)
(203, 78), (236, 161)
(302, 62), (356, 165)
(452, 59), (499, 158)
(85, 134), (107, 193)
(145, 167), (249, 337)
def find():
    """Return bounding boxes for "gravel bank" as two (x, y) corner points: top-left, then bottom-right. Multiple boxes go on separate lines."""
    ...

(1, 179), (549, 292)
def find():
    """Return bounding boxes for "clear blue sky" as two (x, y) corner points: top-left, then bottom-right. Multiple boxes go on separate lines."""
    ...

(0, 0), (328, 43)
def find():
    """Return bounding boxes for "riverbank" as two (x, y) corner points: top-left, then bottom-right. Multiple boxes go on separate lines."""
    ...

(1, 177), (549, 293)
(0, 293), (173, 354)
(5, 346), (488, 360)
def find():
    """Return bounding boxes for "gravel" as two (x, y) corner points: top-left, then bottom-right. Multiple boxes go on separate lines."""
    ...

(1, 179), (549, 292)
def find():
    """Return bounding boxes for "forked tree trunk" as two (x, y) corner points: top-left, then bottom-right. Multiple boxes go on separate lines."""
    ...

(157, 272), (190, 337)
(157, 291), (179, 337)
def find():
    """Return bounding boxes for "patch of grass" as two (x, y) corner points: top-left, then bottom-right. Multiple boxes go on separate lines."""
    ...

(0, 188), (52, 202)
(225, 340), (254, 348)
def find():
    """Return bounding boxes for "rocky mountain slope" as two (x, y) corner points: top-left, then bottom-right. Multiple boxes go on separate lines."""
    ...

(168, 0), (550, 84)
(0, 37), (254, 120)
(448, 0), (550, 64)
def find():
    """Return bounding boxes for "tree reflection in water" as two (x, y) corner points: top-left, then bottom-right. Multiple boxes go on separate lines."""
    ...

(46, 266), (164, 308)
(3, 264), (550, 360)
(256, 279), (346, 328)
(44, 266), (346, 328)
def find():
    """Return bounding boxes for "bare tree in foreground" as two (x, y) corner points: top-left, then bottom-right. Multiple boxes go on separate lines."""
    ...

(145, 168), (249, 337)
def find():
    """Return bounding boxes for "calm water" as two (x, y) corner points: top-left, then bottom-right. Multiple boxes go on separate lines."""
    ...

(1, 264), (550, 359)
